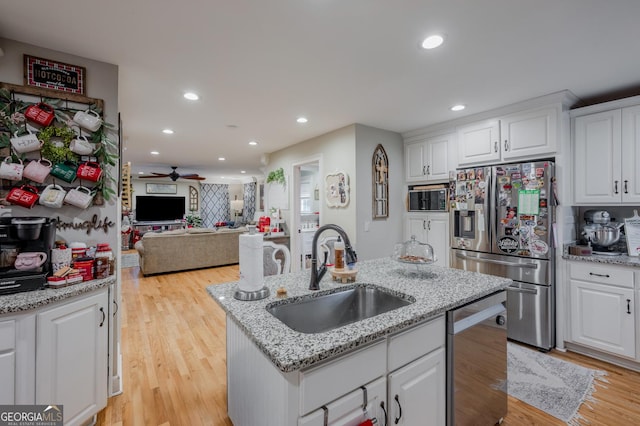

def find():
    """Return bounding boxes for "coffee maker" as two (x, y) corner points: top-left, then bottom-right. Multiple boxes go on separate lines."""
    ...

(581, 210), (624, 255)
(0, 216), (57, 295)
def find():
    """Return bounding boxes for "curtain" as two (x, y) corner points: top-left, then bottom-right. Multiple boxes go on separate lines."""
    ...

(200, 184), (230, 227)
(243, 182), (256, 223)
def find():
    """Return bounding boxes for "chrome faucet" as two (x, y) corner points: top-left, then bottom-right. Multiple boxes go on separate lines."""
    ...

(309, 224), (358, 291)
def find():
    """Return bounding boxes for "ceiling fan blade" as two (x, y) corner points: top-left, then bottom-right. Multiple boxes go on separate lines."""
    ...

(139, 174), (170, 179)
(183, 176), (206, 180)
(179, 174), (200, 178)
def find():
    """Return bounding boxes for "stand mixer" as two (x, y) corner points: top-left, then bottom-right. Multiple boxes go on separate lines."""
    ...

(582, 210), (625, 255)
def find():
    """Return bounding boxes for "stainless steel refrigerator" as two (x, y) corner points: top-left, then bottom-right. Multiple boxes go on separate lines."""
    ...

(449, 161), (555, 351)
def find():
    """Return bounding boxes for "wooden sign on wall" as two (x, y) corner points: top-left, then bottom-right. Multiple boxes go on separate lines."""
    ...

(24, 55), (86, 95)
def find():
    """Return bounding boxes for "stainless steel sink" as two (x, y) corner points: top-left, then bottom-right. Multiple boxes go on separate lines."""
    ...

(266, 285), (415, 333)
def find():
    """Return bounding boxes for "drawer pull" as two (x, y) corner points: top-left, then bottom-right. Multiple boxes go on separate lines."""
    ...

(589, 272), (610, 278)
(380, 401), (388, 426)
(99, 307), (106, 327)
(394, 395), (402, 424)
(627, 299), (632, 315)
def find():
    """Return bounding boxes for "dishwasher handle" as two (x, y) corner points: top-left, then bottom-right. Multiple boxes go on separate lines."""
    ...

(451, 303), (506, 334)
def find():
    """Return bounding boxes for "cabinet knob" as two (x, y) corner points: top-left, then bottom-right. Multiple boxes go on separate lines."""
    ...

(624, 180), (629, 194)
(504, 140), (509, 151)
(422, 165), (426, 175)
(426, 165), (430, 175)
(628, 298), (632, 315)
(614, 180), (619, 194)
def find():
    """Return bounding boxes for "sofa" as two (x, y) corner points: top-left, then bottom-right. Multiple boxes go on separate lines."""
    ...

(134, 227), (246, 275)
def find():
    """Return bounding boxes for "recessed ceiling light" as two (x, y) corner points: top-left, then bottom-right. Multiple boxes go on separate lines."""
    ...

(151, 151), (160, 155)
(162, 129), (174, 134)
(248, 141), (258, 146)
(422, 34), (444, 49)
(296, 117), (308, 124)
(184, 92), (199, 101)
(450, 104), (466, 112)
(241, 170), (246, 174)
(218, 157), (225, 161)
(138, 171), (144, 175)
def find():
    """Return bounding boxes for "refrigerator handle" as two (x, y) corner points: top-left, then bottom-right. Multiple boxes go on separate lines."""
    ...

(455, 252), (538, 269)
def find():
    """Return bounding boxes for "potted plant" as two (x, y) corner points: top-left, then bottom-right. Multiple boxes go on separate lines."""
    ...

(185, 211), (203, 228)
(266, 167), (285, 185)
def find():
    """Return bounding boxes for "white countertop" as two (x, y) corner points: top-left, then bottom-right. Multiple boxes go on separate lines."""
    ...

(207, 258), (510, 372)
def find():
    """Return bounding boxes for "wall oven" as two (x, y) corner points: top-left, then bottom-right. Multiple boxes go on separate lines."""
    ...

(408, 184), (448, 212)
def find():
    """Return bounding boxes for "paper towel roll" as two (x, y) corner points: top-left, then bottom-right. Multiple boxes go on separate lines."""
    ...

(238, 231), (264, 292)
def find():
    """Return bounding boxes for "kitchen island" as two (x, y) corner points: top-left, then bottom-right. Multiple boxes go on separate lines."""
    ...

(208, 258), (511, 426)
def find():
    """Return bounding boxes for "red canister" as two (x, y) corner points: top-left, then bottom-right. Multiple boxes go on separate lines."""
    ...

(73, 258), (95, 281)
(258, 216), (270, 232)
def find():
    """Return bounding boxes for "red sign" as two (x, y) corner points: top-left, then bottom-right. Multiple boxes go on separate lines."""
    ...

(24, 55), (86, 95)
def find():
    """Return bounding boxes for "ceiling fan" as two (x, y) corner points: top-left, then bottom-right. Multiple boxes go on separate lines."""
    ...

(139, 166), (206, 181)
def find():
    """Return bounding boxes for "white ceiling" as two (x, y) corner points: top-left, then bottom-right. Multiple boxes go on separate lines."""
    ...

(1, 0), (640, 182)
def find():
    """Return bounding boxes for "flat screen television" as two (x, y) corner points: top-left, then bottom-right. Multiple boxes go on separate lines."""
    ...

(135, 196), (186, 222)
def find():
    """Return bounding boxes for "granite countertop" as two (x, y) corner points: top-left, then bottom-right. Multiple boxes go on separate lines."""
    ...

(0, 276), (117, 315)
(563, 252), (640, 268)
(207, 258), (511, 373)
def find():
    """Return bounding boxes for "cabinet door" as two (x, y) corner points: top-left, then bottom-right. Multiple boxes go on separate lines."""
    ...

(405, 215), (428, 244)
(501, 106), (557, 160)
(388, 347), (446, 426)
(405, 142), (428, 181)
(570, 280), (635, 358)
(425, 213), (449, 267)
(621, 105), (640, 203)
(298, 377), (386, 426)
(36, 289), (109, 426)
(426, 135), (453, 181)
(573, 110), (622, 204)
(457, 119), (500, 166)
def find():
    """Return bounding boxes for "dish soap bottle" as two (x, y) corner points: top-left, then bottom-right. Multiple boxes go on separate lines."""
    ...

(334, 236), (345, 270)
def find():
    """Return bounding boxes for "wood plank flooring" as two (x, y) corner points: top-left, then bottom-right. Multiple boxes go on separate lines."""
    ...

(98, 265), (640, 425)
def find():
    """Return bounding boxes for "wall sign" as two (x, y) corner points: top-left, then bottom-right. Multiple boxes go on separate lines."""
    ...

(325, 171), (349, 208)
(24, 55), (86, 95)
(57, 214), (115, 235)
(146, 183), (177, 194)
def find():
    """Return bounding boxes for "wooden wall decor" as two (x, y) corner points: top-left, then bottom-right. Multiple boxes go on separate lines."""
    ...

(372, 144), (389, 219)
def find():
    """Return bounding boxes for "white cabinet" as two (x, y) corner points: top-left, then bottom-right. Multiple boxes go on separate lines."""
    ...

(457, 119), (501, 165)
(568, 263), (635, 358)
(405, 213), (449, 267)
(226, 314), (446, 426)
(36, 289), (109, 426)
(0, 313), (35, 405)
(573, 104), (640, 204)
(0, 320), (16, 404)
(458, 106), (558, 166)
(388, 348), (446, 426)
(405, 133), (455, 182)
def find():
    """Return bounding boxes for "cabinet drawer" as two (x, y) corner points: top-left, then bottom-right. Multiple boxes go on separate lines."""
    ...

(299, 340), (386, 416)
(0, 320), (15, 352)
(388, 315), (444, 372)
(570, 263), (634, 288)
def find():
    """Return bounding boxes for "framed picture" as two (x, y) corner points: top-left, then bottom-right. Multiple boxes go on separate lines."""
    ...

(146, 183), (177, 194)
(24, 55), (87, 95)
(325, 171), (350, 208)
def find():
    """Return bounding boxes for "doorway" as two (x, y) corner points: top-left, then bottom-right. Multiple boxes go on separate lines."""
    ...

(291, 156), (321, 272)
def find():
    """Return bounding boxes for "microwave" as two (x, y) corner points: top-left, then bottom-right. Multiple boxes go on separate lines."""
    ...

(408, 185), (448, 212)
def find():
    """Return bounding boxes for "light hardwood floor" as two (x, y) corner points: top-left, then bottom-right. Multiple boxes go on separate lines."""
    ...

(98, 265), (640, 425)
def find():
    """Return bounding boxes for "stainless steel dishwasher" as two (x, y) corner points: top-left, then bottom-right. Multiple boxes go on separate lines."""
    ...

(447, 290), (507, 426)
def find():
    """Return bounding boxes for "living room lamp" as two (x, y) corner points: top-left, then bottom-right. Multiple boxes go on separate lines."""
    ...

(230, 197), (244, 223)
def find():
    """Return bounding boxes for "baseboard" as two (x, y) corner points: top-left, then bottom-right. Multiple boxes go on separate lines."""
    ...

(565, 342), (640, 372)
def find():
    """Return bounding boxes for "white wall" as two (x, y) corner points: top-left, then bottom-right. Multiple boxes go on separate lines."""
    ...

(268, 125), (357, 239)
(354, 124), (404, 260)
(0, 37), (119, 247)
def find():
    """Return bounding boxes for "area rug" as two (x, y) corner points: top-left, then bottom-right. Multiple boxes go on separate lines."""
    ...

(508, 342), (608, 425)
(120, 252), (139, 268)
